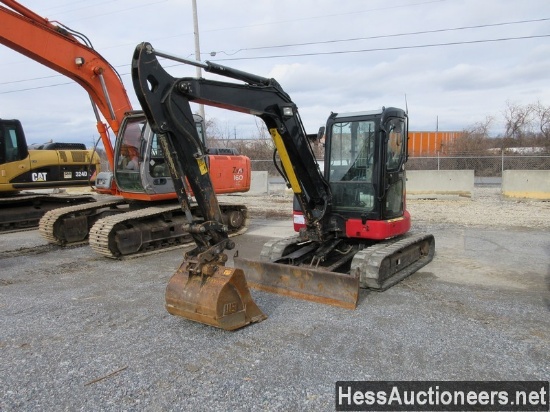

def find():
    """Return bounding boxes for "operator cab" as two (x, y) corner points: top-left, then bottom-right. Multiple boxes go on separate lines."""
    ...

(113, 112), (206, 195)
(294, 108), (409, 238)
(324, 108), (407, 222)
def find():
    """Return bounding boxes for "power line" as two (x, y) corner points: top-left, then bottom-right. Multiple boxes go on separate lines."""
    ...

(0, 74), (60, 86)
(1, 33), (548, 94)
(212, 34), (550, 61)
(200, 0), (449, 34)
(3, 14), (548, 87)
(0, 81), (74, 94)
(210, 17), (550, 57)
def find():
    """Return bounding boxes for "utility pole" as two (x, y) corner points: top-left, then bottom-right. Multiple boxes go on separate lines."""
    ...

(192, 0), (206, 122)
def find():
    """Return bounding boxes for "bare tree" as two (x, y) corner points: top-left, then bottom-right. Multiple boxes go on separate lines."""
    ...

(450, 116), (493, 155)
(532, 100), (550, 148)
(204, 117), (218, 139)
(204, 116), (275, 159)
(502, 100), (534, 142)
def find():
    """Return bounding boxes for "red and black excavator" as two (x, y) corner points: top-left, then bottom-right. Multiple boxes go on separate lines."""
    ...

(0, 0), (251, 257)
(131, 42), (435, 330)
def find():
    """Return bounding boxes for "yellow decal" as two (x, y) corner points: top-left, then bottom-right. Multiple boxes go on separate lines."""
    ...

(270, 128), (302, 194)
(197, 158), (208, 175)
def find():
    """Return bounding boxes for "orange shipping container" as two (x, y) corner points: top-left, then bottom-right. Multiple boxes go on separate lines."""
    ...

(408, 131), (462, 156)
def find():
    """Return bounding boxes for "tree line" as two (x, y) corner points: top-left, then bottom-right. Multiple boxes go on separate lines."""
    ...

(450, 100), (550, 155)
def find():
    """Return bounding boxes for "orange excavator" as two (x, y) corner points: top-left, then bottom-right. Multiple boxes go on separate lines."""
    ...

(0, 0), (251, 257)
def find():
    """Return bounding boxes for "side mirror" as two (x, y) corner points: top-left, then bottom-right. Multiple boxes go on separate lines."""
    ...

(317, 126), (325, 140)
(307, 126), (326, 142)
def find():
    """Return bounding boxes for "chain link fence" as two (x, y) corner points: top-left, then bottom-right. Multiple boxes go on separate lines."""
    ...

(252, 155), (550, 178)
(407, 154), (550, 177)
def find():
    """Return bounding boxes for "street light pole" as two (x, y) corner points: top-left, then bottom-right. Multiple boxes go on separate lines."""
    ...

(192, 0), (206, 122)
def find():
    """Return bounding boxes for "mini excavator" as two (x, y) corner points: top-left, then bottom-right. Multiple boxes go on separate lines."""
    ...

(131, 42), (435, 330)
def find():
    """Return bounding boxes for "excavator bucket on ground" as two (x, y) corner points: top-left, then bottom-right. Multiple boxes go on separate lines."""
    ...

(165, 261), (267, 331)
(234, 257), (360, 310)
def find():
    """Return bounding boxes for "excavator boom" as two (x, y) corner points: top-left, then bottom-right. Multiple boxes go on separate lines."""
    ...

(0, 0), (132, 170)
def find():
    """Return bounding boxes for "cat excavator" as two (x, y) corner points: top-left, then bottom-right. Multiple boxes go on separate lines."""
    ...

(0, 0), (251, 257)
(131, 42), (435, 330)
(0, 118), (100, 232)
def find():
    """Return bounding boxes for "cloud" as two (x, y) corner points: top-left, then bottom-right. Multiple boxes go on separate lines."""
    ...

(1, 0), (550, 145)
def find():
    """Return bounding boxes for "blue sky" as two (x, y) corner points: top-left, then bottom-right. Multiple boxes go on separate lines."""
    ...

(1, 0), (549, 147)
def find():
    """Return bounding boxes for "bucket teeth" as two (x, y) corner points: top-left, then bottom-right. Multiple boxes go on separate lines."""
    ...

(165, 261), (267, 330)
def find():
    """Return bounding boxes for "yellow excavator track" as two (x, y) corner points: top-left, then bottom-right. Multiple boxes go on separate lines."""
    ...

(0, 193), (96, 234)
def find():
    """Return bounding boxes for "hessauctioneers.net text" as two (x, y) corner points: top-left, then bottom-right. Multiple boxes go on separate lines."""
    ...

(335, 381), (549, 411)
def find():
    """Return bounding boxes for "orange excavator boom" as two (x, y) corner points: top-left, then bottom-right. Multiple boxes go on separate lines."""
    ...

(0, 1), (251, 258)
(0, 0), (133, 173)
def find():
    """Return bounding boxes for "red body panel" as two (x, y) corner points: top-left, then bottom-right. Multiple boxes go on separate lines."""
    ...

(293, 210), (411, 240)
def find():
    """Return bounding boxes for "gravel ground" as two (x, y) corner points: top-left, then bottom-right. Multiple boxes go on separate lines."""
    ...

(222, 186), (550, 229)
(0, 186), (549, 411)
(408, 187), (550, 229)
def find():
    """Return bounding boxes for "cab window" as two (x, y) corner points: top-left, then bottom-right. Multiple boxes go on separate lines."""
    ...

(386, 118), (405, 171)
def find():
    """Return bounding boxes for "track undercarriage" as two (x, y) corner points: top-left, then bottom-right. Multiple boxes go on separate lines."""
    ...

(235, 232), (435, 309)
(89, 203), (248, 258)
(0, 193), (96, 234)
(39, 199), (248, 259)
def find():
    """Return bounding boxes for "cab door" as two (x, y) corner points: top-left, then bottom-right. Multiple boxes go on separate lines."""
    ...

(0, 121), (30, 192)
(383, 116), (407, 219)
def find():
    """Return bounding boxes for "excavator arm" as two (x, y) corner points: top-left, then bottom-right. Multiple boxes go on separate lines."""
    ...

(0, 0), (133, 171)
(131, 42), (350, 329)
(132, 43), (331, 244)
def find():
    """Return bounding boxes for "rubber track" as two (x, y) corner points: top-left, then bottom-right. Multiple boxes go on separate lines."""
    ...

(38, 198), (125, 245)
(351, 232), (435, 290)
(259, 236), (300, 261)
(89, 203), (249, 259)
(257, 232), (435, 291)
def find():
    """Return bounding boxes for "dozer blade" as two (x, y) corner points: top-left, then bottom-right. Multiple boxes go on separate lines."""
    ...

(234, 257), (359, 309)
(165, 261), (267, 331)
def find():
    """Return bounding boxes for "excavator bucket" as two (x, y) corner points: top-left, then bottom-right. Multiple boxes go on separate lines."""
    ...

(165, 261), (267, 330)
(233, 257), (360, 310)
